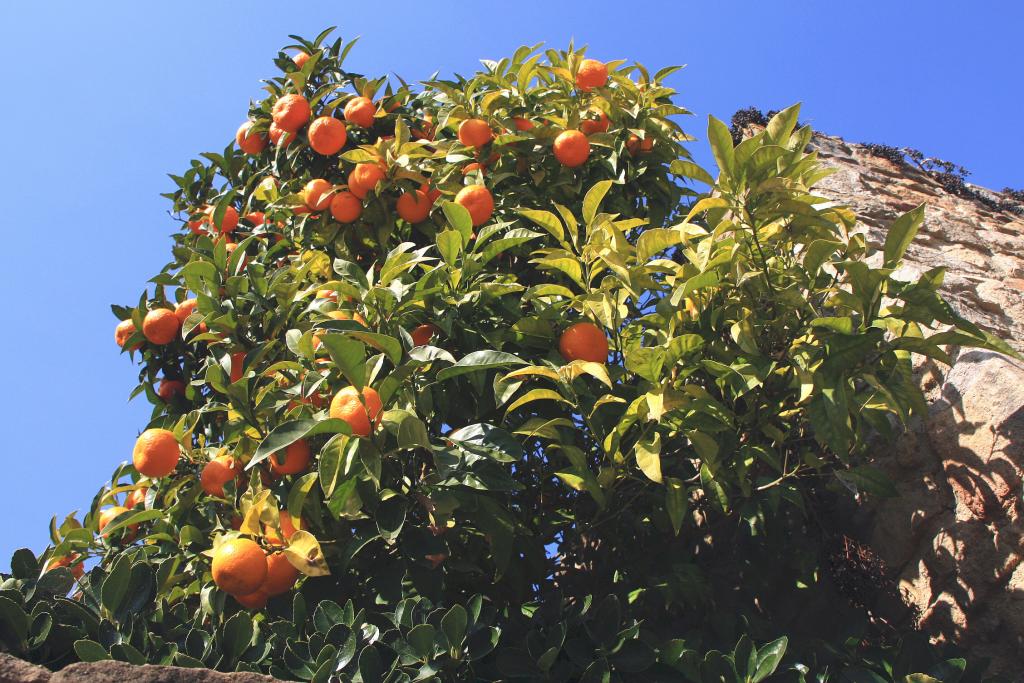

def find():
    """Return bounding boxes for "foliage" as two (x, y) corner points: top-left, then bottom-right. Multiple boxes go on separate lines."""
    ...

(2, 29), (1017, 681)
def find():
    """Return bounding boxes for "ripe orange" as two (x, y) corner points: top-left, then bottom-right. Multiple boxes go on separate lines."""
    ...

(211, 537), (267, 596)
(268, 122), (295, 147)
(235, 121), (267, 154)
(292, 51), (310, 68)
(458, 118), (493, 148)
(580, 110), (610, 135)
(558, 321), (609, 363)
(316, 289), (338, 302)
(46, 554), (84, 580)
(462, 162), (486, 176)
(124, 487), (148, 509)
(133, 428), (181, 478)
(234, 589), (269, 609)
(455, 185), (494, 227)
(204, 205), (239, 234)
(513, 117), (535, 131)
(201, 454), (241, 496)
(308, 116), (347, 155)
(157, 379), (185, 402)
(348, 162), (386, 199)
(115, 319), (138, 348)
(272, 94), (311, 132)
(327, 309), (366, 326)
(330, 190), (362, 223)
(142, 308), (180, 345)
(269, 439), (311, 476)
(410, 323), (437, 347)
(230, 351), (246, 383)
(396, 188), (432, 223)
(264, 514), (302, 546)
(174, 299), (207, 335)
(344, 96), (376, 128)
(98, 506), (137, 540)
(302, 179), (334, 210)
(412, 113), (435, 140)
(263, 552), (299, 596)
(553, 130), (590, 167)
(626, 134), (654, 156)
(576, 59), (609, 91)
(244, 211), (265, 226)
(330, 386), (383, 437)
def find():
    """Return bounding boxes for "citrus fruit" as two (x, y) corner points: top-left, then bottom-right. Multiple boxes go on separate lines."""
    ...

(268, 439), (311, 476)
(133, 428), (181, 478)
(201, 454), (240, 496)
(157, 379), (185, 402)
(454, 185), (494, 227)
(263, 552), (300, 596)
(235, 121), (267, 154)
(553, 130), (590, 167)
(558, 322), (609, 363)
(115, 319), (138, 348)
(302, 179), (334, 210)
(308, 116), (347, 155)
(348, 162), (386, 199)
(410, 323), (437, 347)
(458, 118), (493, 148)
(330, 190), (362, 223)
(330, 386), (383, 437)
(343, 96), (375, 128)
(211, 537), (267, 596)
(272, 94), (311, 132)
(142, 309), (180, 345)
(576, 59), (608, 91)
(396, 188), (432, 223)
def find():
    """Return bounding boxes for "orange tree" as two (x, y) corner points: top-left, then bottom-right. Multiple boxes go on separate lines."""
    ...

(1, 29), (1015, 682)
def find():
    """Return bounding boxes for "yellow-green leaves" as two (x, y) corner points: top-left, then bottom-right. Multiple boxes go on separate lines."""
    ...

(635, 432), (662, 483)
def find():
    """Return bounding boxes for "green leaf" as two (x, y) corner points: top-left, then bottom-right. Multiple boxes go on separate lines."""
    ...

(707, 115), (735, 177)
(582, 179), (614, 226)
(100, 555), (131, 614)
(635, 432), (662, 483)
(441, 200), (474, 240)
(223, 612), (254, 662)
(74, 639), (111, 662)
(883, 204), (925, 268)
(765, 103), (800, 144)
(436, 350), (527, 381)
(637, 228), (683, 261)
(437, 229), (463, 266)
(665, 477), (687, 536)
(505, 388), (572, 415)
(396, 413), (431, 451)
(448, 423), (522, 462)
(669, 160), (716, 186)
(319, 334), (367, 388)
(376, 495), (407, 542)
(441, 604), (468, 649)
(407, 623), (437, 661)
(752, 636), (788, 682)
(251, 419), (351, 468)
(10, 549), (38, 580)
(0, 596), (29, 646)
(517, 209), (564, 243)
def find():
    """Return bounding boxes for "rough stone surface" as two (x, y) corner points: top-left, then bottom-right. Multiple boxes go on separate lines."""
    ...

(0, 654), (284, 683)
(809, 131), (1024, 677)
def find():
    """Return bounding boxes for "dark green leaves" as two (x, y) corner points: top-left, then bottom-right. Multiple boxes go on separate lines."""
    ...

(436, 351), (526, 381)
(251, 419), (351, 468)
(883, 204), (925, 268)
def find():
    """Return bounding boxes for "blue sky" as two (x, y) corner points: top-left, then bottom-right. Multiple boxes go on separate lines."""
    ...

(1, 1), (1021, 569)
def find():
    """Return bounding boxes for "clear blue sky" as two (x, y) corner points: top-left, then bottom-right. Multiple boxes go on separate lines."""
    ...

(1, 1), (1021, 569)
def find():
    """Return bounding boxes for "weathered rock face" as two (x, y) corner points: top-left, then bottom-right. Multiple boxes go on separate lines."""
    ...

(809, 132), (1024, 677)
(0, 653), (283, 682)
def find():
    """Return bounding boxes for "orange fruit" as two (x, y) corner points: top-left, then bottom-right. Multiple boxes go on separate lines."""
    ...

(230, 351), (246, 383)
(553, 130), (590, 167)
(580, 110), (610, 135)
(264, 514), (303, 546)
(98, 506), (137, 540)
(558, 322), (609, 363)
(348, 162), (386, 199)
(316, 289), (338, 302)
(344, 96), (376, 128)
(292, 51), (310, 68)
(327, 309), (366, 326)
(302, 179), (334, 211)
(115, 319), (138, 348)
(268, 122), (295, 147)
(263, 552), (299, 596)
(308, 116), (347, 155)
(330, 386), (383, 437)
(244, 211), (265, 226)
(455, 185), (494, 227)
(626, 134), (654, 156)
(269, 439), (311, 476)
(410, 323), (437, 347)
(204, 205), (239, 234)
(142, 308), (180, 345)
(458, 118), (493, 148)
(330, 190), (362, 223)
(396, 188), (432, 223)
(272, 94), (311, 132)
(513, 117), (535, 131)
(124, 487), (148, 509)
(235, 121), (267, 154)
(412, 113), (435, 140)
(576, 59), (609, 91)
(462, 162), (486, 176)
(234, 589), (269, 609)
(211, 537), (267, 596)
(157, 379), (185, 402)
(201, 454), (241, 496)
(174, 299), (207, 335)
(133, 428), (181, 478)
(46, 554), (84, 580)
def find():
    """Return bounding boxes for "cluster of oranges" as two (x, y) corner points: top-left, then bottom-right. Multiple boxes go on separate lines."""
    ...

(84, 48), (624, 607)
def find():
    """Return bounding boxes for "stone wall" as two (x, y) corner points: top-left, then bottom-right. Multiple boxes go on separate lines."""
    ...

(809, 131), (1024, 677)
(0, 653), (282, 682)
